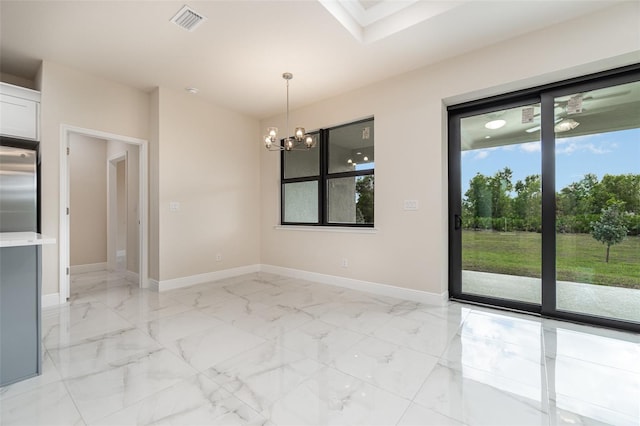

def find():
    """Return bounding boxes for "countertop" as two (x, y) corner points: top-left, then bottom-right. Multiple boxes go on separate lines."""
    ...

(0, 232), (56, 248)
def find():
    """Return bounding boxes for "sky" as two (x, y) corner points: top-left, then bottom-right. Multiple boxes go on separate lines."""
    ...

(461, 128), (640, 196)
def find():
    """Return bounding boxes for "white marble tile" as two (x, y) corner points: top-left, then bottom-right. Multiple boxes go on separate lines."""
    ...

(0, 381), (85, 425)
(199, 294), (271, 321)
(142, 310), (225, 345)
(413, 363), (549, 425)
(440, 333), (544, 389)
(397, 403), (466, 426)
(231, 304), (315, 339)
(219, 272), (289, 287)
(0, 351), (62, 401)
(5, 271), (638, 426)
(331, 336), (438, 399)
(314, 300), (396, 335)
(90, 374), (268, 426)
(42, 302), (133, 349)
(549, 396), (636, 426)
(65, 348), (196, 423)
(47, 327), (162, 379)
(167, 322), (265, 371)
(461, 310), (543, 349)
(372, 315), (460, 357)
(113, 294), (193, 326)
(403, 302), (472, 326)
(544, 326), (640, 373)
(172, 286), (239, 309)
(69, 282), (140, 307)
(547, 355), (639, 423)
(268, 287), (338, 310)
(204, 341), (323, 414)
(275, 319), (367, 364)
(269, 367), (411, 425)
(223, 277), (280, 296)
(71, 270), (133, 294)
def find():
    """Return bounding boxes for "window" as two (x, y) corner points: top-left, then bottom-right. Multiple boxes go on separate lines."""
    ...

(281, 118), (374, 226)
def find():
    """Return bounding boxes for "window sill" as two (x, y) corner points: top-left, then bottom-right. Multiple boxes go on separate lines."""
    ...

(274, 225), (378, 234)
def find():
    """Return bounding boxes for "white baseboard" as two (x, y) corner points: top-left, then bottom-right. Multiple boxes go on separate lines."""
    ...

(156, 264), (261, 292)
(148, 278), (159, 291)
(149, 263), (447, 306)
(70, 262), (107, 274)
(260, 264), (448, 306)
(42, 293), (61, 308)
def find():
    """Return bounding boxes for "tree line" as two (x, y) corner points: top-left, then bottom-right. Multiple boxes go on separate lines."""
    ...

(463, 168), (640, 236)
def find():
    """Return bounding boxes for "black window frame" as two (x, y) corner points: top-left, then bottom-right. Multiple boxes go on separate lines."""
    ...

(280, 117), (375, 227)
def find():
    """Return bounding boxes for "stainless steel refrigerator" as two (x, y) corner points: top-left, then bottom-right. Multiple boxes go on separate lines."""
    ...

(0, 144), (38, 231)
(0, 140), (42, 386)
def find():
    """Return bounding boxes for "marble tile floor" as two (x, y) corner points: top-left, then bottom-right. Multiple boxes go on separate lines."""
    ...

(0, 270), (638, 426)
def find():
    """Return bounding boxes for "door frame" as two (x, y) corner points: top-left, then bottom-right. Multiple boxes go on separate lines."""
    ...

(59, 125), (149, 302)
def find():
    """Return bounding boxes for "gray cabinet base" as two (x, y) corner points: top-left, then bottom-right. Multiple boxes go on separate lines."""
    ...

(0, 245), (41, 387)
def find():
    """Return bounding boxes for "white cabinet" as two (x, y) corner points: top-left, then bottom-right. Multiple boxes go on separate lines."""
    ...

(0, 83), (40, 141)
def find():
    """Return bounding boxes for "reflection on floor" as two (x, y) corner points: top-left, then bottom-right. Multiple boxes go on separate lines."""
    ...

(1, 270), (638, 425)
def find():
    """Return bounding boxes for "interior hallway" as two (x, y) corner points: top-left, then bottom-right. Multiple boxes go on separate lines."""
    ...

(0, 271), (638, 425)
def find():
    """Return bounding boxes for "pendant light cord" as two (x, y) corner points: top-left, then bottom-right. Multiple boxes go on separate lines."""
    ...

(286, 78), (290, 140)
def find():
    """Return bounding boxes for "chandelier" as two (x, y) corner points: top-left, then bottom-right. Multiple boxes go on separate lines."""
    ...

(263, 72), (316, 151)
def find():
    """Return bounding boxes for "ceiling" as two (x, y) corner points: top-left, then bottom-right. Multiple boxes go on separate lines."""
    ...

(461, 80), (640, 151)
(0, 1), (624, 119)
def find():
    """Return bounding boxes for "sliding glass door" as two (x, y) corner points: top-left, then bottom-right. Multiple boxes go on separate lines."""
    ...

(458, 102), (542, 307)
(449, 66), (640, 331)
(552, 80), (640, 324)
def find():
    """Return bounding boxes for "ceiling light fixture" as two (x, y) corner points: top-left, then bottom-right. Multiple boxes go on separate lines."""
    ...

(264, 73), (315, 151)
(554, 118), (580, 133)
(485, 119), (506, 130)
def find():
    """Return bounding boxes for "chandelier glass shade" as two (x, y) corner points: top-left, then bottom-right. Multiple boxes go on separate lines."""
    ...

(264, 73), (316, 151)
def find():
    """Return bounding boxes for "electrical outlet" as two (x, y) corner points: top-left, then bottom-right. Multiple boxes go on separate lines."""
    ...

(169, 201), (180, 211)
(341, 258), (348, 268)
(216, 253), (222, 262)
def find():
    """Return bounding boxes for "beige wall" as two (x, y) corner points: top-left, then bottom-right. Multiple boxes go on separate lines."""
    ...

(156, 87), (261, 281)
(38, 60), (150, 295)
(107, 140), (140, 274)
(69, 134), (107, 266)
(259, 3), (640, 296)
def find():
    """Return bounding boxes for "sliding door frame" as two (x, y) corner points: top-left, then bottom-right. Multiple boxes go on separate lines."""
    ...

(448, 64), (640, 332)
(448, 95), (542, 314)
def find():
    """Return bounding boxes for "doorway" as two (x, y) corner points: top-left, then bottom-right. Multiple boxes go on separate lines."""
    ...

(448, 66), (639, 332)
(59, 125), (148, 303)
(107, 151), (128, 274)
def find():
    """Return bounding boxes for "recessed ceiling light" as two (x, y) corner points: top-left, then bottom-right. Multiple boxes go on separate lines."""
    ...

(485, 136), (491, 139)
(185, 87), (199, 94)
(554, 118), (580, 133)
(485, 119), (506, 130)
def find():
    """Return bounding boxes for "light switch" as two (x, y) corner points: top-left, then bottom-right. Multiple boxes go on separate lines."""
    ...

(404, 200), (419, 211)
(169, 201), (180, 211)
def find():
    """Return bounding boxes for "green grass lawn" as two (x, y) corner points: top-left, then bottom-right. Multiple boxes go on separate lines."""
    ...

(462, 230), (640, 289)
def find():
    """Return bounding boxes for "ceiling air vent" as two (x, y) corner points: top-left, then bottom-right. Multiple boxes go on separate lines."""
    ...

(170, 5), (207, 32)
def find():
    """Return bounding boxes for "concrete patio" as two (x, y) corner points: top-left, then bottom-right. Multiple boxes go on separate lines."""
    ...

(462, 270), (640, 323)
